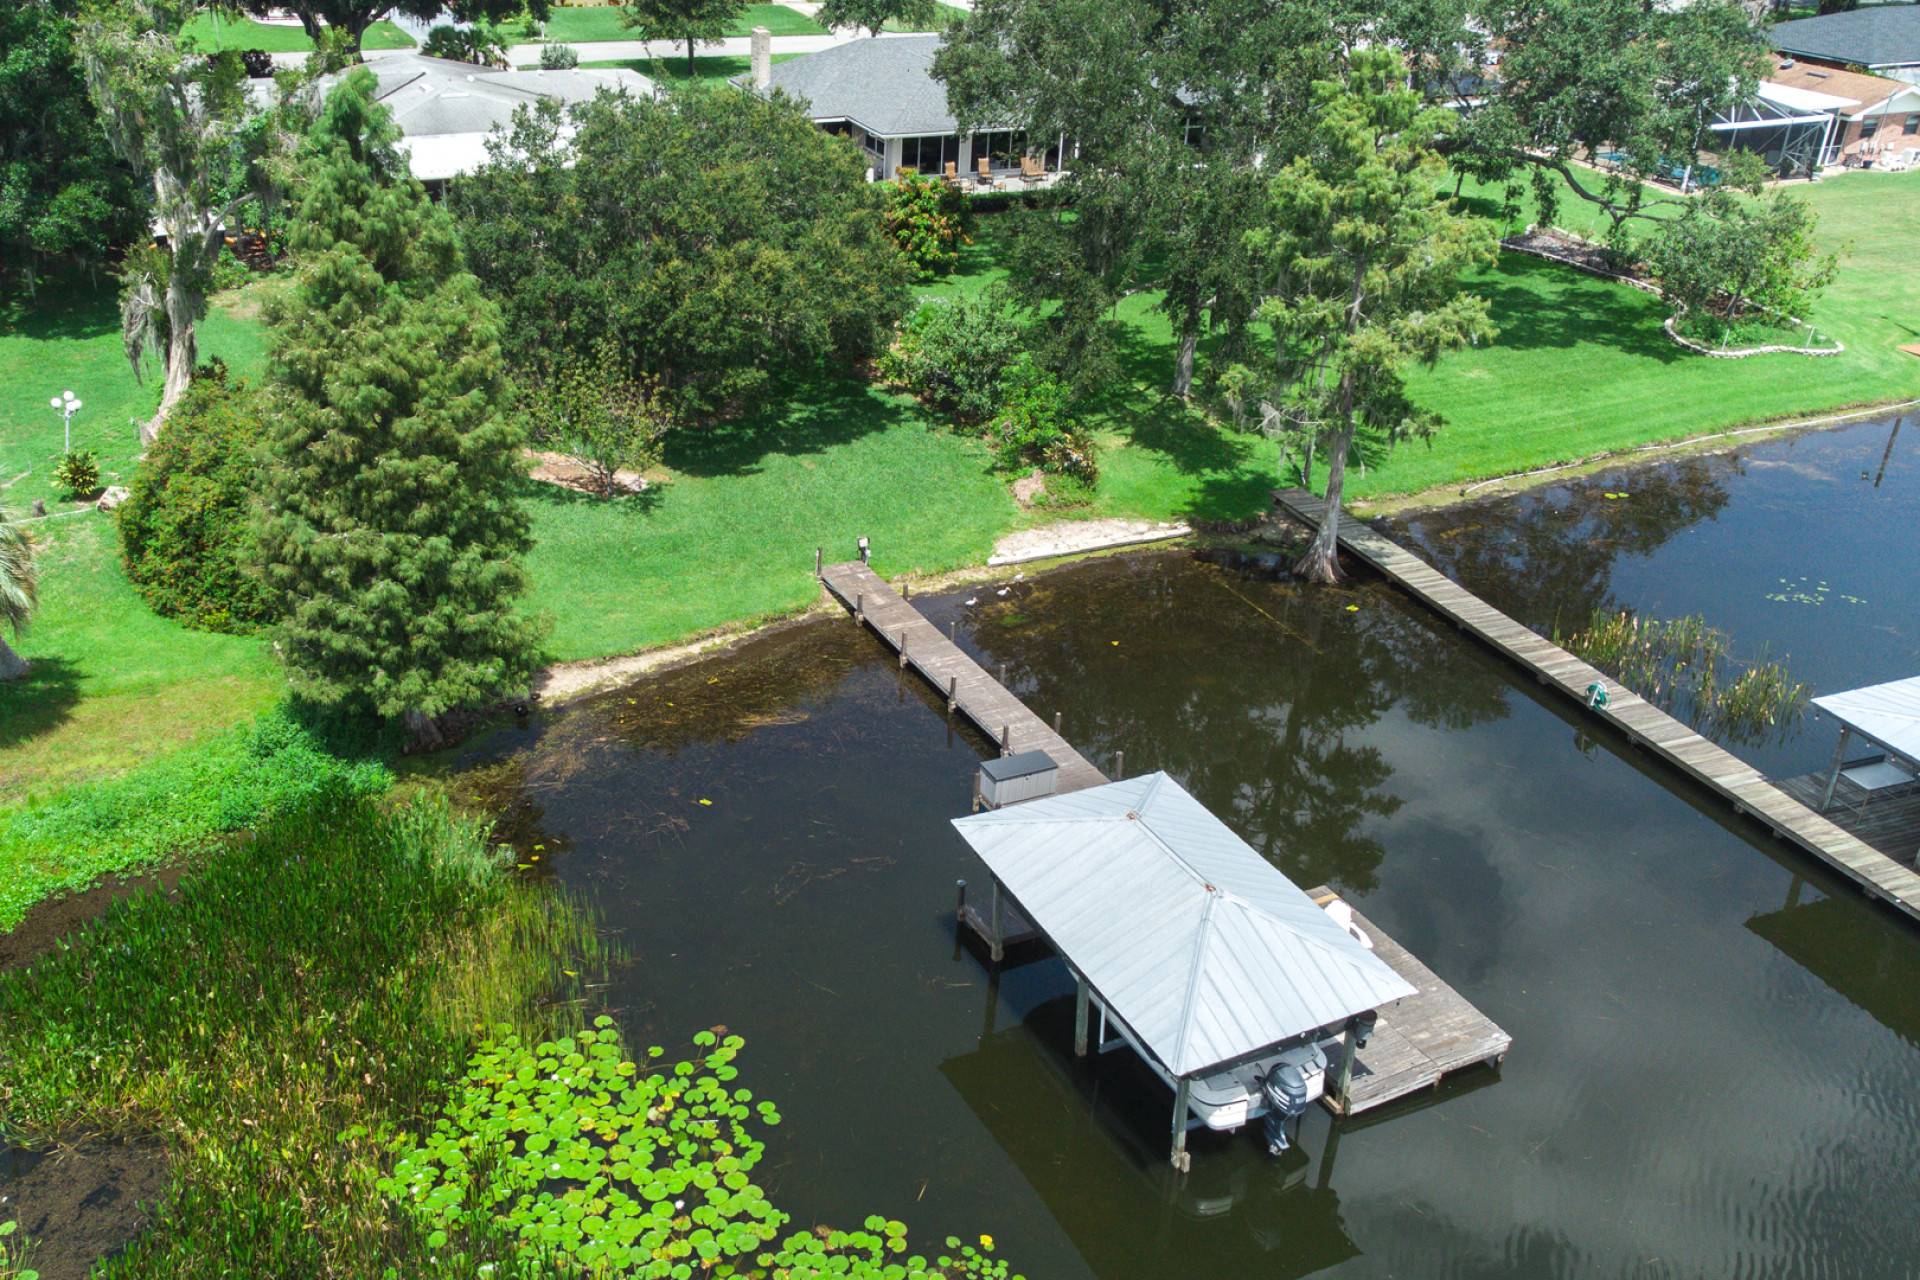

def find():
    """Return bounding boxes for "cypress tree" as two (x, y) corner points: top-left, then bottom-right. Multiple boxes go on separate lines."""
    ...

(256, 71), (543, 744)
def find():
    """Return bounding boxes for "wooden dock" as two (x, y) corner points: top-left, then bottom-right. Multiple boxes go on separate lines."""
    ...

(819, 561), (1109, 793)
(820, 558), (1510, 1117)
(1307, 887), (1510, 1115)
(1273, 489), (1920, 925)
(1776, 773), (1920, 864)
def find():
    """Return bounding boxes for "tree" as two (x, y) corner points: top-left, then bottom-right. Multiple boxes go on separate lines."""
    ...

(816, 0), (938, 38)
(256, 70), (543, 744)
(934, 0), (1345, 397)
(452, 88), (909, 429)
(621, 0), (744, 77)
(520, 344), (670, 498)
(0, 0), (148, 289)
(232, 0), (548, 62)
(78, 0), (259, 439)
(0, 506), (36, 681)
(881, 173), (972, 278)
(1449, 0), (1767, 240)
(1643, 174), (1839, 348)
(1247, 49), (1497, 584)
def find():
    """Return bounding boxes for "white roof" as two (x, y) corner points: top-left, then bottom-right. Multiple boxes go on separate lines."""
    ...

(950, 773), (1415, 1078)
(1757, 80), (1854, 113)
(1814, 676), (1920, 763)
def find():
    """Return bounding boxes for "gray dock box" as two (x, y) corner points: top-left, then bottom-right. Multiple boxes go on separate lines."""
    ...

(978, 751), (1060, 808)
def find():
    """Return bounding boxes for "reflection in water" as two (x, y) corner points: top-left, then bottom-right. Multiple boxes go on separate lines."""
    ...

(1748, 879), (1920, 1049)
(446, 503), (1920, 1277)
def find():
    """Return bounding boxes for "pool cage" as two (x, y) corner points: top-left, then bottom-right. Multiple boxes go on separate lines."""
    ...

(1710, 83), (1843, 179)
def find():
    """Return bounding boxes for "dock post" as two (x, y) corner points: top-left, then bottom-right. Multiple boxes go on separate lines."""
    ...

(1170, 1079), (1192, 1172)
(1819, 727), (1852, 811)
(1331, 1017), (1359, 1113)
(955, 879), (967, 921)
(898, 631), (908, 669)
(903, 580), (911, 601)
(999, 662), (1008, 687)
(1053, 710), (1062, 734)
(1115, 750), (1125, 778)
(1000, 724), (1011, 756)
(855, 592), (864, 623)
(949, 620), (956, 642)
(1073, 973), (1090, 1057)
(989, 879), (1004, 962)
(815, 546), (822, 578)
(947, 676), (957, 713)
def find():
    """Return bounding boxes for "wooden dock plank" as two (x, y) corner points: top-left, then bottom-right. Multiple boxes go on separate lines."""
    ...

(1308, 887), (1510, 1116)
(1273, 490), (1920, 926)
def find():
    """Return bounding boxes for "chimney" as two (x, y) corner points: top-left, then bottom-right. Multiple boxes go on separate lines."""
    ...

(751, 26), (772, 89)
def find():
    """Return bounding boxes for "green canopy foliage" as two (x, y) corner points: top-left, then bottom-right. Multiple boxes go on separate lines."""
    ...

(0, 0), (148, 285)
(256, 70), (543, 736)
(452, 88), (910, 430)
(118, 360), (277, 633)
(234, 0), (549, 60)
(622, 0), (745, 74)
(815, 0), (938, 37)
(0, 505), (36, 681)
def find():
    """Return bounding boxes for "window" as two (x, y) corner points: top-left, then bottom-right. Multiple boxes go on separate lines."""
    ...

(973, 130), (1028, 171)
(1861, 115), (1880, 139)
(1904, 115), (1919, 135)
(898, 134), (960, 175)
(1183, 117), (1206, 149)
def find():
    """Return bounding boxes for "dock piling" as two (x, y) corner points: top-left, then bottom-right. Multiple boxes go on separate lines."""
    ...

(955, 879), (967, 921)
(815, 546), (822, 577)
(855, 592), (864, 623)
(1053, 710), (1062, 734)
(947, 675), (957, 712)
(1073, 973), (1090, 1057)
(898, 631), (908, 669)
(1000, 724), (1011, 756)
(1115, 750), (1124, 778)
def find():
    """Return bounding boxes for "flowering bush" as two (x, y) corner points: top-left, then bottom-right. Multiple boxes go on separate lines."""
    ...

(987, 355), (1098, 485)
(882, 173), (973, 279)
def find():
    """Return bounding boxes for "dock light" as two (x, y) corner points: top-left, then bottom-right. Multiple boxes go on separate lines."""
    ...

(50, 389), (82, 453)
(857, 535), (871, 563)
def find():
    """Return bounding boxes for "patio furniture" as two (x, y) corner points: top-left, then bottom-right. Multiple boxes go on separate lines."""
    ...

(977, 155), (992, 182)
(1020, 155), (1044, 179)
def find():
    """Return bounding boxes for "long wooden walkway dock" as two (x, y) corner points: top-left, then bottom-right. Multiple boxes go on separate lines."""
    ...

(1309, 888), (1510, 1115)
(819, 561), (1109, 792)
(820, 558), (1509, 1117)
(1273, 489), (1920, 925)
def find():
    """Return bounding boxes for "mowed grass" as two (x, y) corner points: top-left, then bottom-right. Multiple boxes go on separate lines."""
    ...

(0, 286), (278, 804)
(524, 380), (1014, 661)
(509, 3), (824, 43)
(581, 51), (799, 90)
(180, 13), (415, 51)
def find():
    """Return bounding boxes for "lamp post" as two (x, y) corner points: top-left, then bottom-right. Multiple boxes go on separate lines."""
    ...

(49, 390), (82, 454)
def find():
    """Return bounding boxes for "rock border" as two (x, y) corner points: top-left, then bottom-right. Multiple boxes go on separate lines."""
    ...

(1660, 313), (1844, 359)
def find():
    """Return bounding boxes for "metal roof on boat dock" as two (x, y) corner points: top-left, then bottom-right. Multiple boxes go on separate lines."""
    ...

(1814, 676), (1920, 763)
(950, 772), (1415, 1078)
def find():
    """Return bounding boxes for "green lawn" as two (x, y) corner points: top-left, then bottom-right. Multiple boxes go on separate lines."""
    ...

(509, 4), (824, 44)
(5, 169), (1915, 801)
(0, 287), (278, 805)
(180, 13), (415, 52)
(581, 51), (800, 90)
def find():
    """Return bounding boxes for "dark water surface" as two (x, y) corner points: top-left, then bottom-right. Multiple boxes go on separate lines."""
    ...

(452, 415), (1920, 1279)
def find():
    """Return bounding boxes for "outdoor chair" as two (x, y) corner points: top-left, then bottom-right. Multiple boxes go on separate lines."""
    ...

(1020, 155), (1044, 180)
(977, 155), (992, 183)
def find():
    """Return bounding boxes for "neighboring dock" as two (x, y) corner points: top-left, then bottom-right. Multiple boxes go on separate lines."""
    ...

(1273, 489), (1920, 925)
(1308, 887), (1510, 1115)
(818, 557), (1510, 1120)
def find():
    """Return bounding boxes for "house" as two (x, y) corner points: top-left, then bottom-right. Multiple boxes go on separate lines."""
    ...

(312, 53), (654, 188)
(1767, 58), (1920, 167)
(742, 31), (1067, 188)
(1768, 5), (1920, 86)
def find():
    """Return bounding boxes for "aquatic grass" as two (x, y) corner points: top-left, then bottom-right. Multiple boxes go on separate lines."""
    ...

(0, 1220), (38, 1280)
(1556, 609), (1810, 747)
(0, 788), (603, 1278)
(0, 704), (390, 931)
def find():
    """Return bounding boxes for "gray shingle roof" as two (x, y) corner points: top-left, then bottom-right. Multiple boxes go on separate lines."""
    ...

(1769, 6), (1920, 70)
(318, 53), (652, 139)
(759, 34), (963, 136)
(950, 772), (1415, 1078)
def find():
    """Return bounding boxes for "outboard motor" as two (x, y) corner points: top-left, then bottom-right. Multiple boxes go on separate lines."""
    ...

(1260, 1043), (1328, 1155)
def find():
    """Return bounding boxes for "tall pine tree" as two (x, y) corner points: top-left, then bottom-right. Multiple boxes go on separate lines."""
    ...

(256, 70), (542, 744)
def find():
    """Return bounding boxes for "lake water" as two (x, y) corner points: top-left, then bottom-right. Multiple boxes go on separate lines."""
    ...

(452, 413), (1920, 1280)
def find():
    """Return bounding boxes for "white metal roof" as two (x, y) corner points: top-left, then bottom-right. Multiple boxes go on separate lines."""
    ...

(950, 773), (1415, 1078)
(1814, 675), (1920, 763)
(1758, 79), (1856, 114)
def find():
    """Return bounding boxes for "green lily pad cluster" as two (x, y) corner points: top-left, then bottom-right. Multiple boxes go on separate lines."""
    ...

(381, 1022), (1021, 1279)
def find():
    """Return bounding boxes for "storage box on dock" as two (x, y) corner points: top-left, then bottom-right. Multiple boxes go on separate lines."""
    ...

(978, 751), (1059, 808)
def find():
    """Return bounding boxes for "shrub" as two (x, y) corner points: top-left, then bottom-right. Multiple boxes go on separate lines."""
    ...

(422, 21), (509, 66)
(52, 449), (100, 500)
(537, 41), (579, 69)
(117, 361), (274, 633)
(1642, 181), (1838, 348)
(987, 354), (1098, 484)
(883, 173), (973, 279)
(519, 342), (669, 498)
(880, 289), (1026, 425)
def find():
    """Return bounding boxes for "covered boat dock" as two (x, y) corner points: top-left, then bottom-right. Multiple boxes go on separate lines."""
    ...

(1777, 676), (1920, 861)
(950, 773), (1507, 1167)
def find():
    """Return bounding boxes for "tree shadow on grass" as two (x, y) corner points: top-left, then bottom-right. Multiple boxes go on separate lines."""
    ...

(514, 474), (666, 520)
(665, 374), (924, 480)
(1, 278), (121, 343)
(1475, 252), (1683, 363)
(0, 655), (83, 753)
